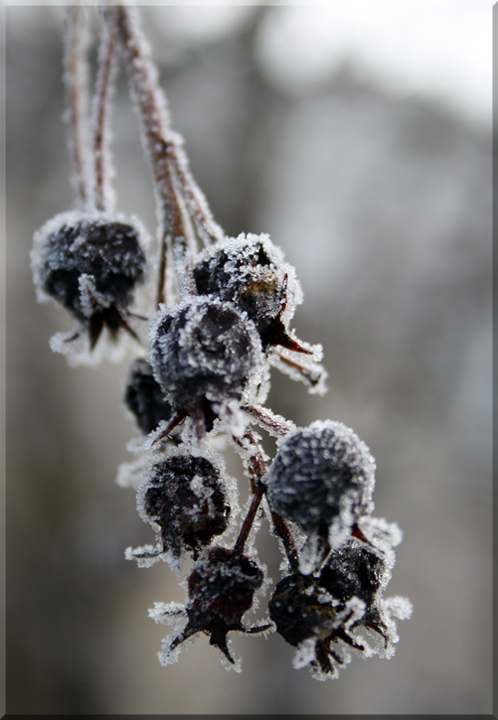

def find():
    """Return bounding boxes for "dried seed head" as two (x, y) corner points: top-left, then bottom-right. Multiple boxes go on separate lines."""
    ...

(266, 420), (376, 545)
(193, 234), (304, 351)
(170, 546), (265, 663)
(124, 358), (173, 435)
(269, 572), (336, 648)
(138, 454), (230, 559)
(319, 539), (386, 611)
(32, 210), (148, 347)
(148, 296), (268, 428)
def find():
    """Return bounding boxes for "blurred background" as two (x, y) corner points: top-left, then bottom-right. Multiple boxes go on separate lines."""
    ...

(6, 3), (492, 714)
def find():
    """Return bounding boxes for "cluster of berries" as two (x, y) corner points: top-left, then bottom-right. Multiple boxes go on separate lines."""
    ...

(31, 5), (411, 680)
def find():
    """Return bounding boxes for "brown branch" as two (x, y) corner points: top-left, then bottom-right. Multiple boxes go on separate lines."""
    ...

(93, 7), (120, 212)
(64, 6), (91, 209)
(115, 5), (194, 306)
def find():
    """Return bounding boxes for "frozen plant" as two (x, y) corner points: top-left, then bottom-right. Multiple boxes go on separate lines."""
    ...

(32, 4), (411, 680)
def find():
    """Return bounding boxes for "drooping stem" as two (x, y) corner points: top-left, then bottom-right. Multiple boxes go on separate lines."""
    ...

(92, 7), (120, 213)
(115, 5), (205, 306)
(269, 510), (299, 572)
(63, 6), (92, 209)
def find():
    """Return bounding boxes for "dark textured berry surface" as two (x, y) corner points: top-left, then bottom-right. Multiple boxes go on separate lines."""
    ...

(193, 235), (302, 350)
(269, 572), (335, 647)
(149, 297), (266, 415)
(141, 455), (230, 558)
(182, 546), (264, 660)
(125, 358), (173, 434)
(266, 420), (376, 537)
(38, 214), (146, 320)
(319, 539), (384, 609)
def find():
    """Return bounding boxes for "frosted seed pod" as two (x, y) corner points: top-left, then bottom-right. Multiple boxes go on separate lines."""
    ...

(138, 454), (230, 560)
(318, 539), (391, 640)
(193, 233), (304, 351)
(148, 296), (267, 427)
(268, 571), (365, 678)
(172, 546), (265, 664)
(124, 358), (173, 435)
(319, 539), (386, 610)
(32, 210), (148, 347)
(268, 572), (336, 649)
(266, 420), (376, 545)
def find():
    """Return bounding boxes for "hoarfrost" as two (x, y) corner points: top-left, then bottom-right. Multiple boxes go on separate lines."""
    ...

(267, 420), (376, 540)
(292, 637), (316, 669)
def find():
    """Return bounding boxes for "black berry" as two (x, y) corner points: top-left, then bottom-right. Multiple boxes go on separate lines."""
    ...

(269, 572), (335, 648)
(124, 358), (173, 434)
(32, 211), (147, 347)
(266, 420), (376, 542)
(193, 234), (304, 352)
(172, 546), (264, 663)
(138, 454), (230, 559)
(148, 296), (267, 427)
(319, 539), (385, 610)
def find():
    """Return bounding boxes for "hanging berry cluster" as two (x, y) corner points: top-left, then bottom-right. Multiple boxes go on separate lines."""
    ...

(31, 5), (411, 680)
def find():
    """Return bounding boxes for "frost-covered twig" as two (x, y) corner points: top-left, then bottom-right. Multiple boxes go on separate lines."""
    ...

(64, 6), (92, 209)
(92, 6), (120, 213)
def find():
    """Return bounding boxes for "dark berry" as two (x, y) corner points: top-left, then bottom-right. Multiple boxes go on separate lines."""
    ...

(32, 211), (147, 347)
(269, 572), (335, 648)
(319, 539), (385, 610)
(172, 546), (264, 663)
(148, 296), (267, 427)
(124, 358), (173, 434)
(193, 234), (305, 352)
(139, 454), (230, 559)
(266, 420), (376, 542)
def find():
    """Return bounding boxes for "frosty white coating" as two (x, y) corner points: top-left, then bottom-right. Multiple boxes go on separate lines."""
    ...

(266, 419), (376, 541)
(148, 296), (269, 417)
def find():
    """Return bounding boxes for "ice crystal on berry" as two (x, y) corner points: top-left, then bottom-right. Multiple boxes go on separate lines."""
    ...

(266, 420), (376, 552)
(32, 210), (148, 348)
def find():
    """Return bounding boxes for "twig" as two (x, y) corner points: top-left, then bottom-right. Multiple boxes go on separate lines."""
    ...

(114, 5), (197, 306)
(92, 7), (120, 212)
(64, 6), (92, 209)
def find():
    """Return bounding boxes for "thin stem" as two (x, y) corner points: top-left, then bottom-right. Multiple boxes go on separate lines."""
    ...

(231, 429), (299, 570)
(269, 510), (299, 572)
(233, 483), (265, 555)
(115, 5), (198, 306)
(64, 6), (92, 209)
(93, 7), (120, 212)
